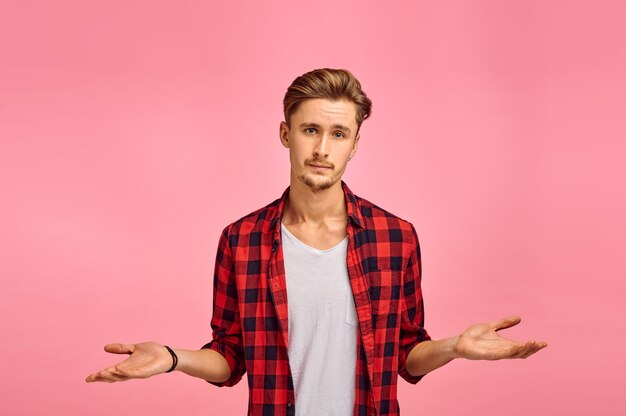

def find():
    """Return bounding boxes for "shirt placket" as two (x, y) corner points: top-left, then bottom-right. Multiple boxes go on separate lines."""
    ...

(268, 221), (296, 415)
(346, 218), (379, 415)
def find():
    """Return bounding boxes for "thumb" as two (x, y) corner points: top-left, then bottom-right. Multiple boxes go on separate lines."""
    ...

(104, 343), (135, 354)
(492, 316), (521, 332)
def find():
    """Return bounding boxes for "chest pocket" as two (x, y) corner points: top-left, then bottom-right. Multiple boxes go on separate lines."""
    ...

(367, 267), (402, 326)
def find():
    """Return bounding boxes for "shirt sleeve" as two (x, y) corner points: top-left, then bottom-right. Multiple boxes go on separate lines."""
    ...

(200, 225), (246, 387)
(397, 223), (432, 384)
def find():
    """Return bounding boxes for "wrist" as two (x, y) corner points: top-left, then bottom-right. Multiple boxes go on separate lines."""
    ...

(446, 335), (462, 360)
(171, 348), (193, 373)
(163, 345), (178, 372)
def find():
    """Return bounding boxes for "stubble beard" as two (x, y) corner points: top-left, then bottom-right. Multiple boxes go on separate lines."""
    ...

(297, 170), (335, 191)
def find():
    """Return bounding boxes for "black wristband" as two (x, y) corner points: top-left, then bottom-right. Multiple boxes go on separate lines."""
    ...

(164, 345), (178, 373)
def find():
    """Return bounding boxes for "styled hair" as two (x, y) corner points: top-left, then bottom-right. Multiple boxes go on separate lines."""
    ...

(283, 68), (372, 135)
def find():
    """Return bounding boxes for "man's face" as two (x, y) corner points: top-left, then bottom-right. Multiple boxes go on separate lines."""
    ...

(279, 98), (360, 191)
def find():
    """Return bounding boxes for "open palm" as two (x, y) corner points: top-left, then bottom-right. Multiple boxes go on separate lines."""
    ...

(85, 342), (172, 383)
(455, 316), (547, 360)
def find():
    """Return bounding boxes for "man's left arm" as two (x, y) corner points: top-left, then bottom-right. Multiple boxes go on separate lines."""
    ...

(400, 225), (548, 376)
(402, 225), (548, 378)
(396, 223), (432, 384)
(406, 316), (548, 377)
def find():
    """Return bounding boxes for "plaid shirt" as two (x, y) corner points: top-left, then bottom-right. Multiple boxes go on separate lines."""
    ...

(201, 180), (431, 416)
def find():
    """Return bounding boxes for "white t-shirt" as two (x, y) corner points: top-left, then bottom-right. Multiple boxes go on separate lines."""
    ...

(281, 221), (358, 416)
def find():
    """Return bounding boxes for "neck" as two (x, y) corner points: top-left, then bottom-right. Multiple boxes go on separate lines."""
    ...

(283, 176), (347, 226)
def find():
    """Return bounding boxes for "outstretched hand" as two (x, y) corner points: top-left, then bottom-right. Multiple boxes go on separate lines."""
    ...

(454, 316), (547, 360)
(85, 342), (173, 383)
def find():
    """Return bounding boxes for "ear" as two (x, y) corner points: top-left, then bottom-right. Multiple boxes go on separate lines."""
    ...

(349, 133), (360, 160)
(279, 121), (290, 148)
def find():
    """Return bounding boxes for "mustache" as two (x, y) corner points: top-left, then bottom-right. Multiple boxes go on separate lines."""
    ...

(308, 160), (333, 168)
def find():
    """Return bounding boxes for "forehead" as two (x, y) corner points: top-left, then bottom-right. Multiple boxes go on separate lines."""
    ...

(291, 98), (357, 127)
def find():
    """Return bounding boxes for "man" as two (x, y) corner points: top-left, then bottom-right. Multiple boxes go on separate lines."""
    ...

(86, 68), (547, 415)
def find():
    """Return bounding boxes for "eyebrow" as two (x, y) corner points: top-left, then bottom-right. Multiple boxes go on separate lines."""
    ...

(299, 122), (352, 135)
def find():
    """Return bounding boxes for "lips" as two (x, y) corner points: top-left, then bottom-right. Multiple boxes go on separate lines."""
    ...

(309, 163), (331, 169)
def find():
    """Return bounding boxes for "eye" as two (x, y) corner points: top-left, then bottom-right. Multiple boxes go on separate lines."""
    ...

(334, 132), (345, 138)
(305, 127), (317, 134)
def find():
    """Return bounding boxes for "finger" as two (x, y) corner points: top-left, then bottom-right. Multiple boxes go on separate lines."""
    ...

(111, 364), (142, 379)
(88, 374), (114, 383)
(498, 342), (527, 359)
(85, 363), (130, 383)
(89, 373), (125, 383)
(100, 369), (131, 382)
(86, 367), (112, 383)
(104, 343), (135, 354)
(86, 371), (116, 383)
(512, 341), (535, 358)
(87, 367), (132, 383)
(492, 316), (521, 332)
(521, 341), (548, 359)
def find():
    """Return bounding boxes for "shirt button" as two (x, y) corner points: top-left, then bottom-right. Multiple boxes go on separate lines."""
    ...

(287, 403), (292, 408)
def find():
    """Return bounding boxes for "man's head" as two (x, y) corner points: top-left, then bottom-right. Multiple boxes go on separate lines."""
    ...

(280, 68), (372, 190)
(283, 68), (372, 134)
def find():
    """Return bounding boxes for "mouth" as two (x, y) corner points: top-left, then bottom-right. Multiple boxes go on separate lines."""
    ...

(309, 163), (332, 169)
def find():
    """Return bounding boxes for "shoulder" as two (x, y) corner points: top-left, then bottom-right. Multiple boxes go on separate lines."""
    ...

(355, 193), (416, 231)
(354, 193), (419, 247)
(219, 195), (283, 238)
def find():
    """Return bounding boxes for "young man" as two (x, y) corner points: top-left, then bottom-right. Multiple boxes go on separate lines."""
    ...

(86, 68), (547, 415)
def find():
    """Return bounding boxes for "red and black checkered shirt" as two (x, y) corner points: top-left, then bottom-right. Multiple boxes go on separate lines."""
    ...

(201, 180), (431, 416)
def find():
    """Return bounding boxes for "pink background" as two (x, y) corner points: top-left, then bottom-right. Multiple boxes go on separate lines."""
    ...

(1, 1), (625, 415)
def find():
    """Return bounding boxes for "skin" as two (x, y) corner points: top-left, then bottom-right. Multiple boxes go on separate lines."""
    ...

(278, 98), (360, 250)
(278, 98), (548, 376)
(405, 316), (547, 377)
(85, 97), (547, 385)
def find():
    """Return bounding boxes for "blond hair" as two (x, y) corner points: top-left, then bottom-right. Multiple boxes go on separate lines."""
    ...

(283, 68), (372, 135)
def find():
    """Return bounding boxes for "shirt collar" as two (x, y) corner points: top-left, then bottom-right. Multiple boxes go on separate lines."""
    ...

(268, 180), (364, 230)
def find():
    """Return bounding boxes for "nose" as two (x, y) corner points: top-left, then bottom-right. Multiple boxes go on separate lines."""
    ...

(313, 132), (330, 159)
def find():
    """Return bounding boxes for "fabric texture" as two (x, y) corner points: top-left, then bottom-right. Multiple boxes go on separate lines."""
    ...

(281, 220), (356, 415)
(201, 180), (431, 416)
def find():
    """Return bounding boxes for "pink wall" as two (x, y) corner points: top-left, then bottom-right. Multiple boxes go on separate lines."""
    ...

(1, 1), (624, 415)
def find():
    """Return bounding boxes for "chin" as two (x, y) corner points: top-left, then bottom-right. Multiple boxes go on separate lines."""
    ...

(299, 172), (335, 190)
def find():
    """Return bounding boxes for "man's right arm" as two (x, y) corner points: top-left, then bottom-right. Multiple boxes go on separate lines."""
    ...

(85, 342), (231, 383)
(86, 225), (243, 385)
(198, 224), (247, 387)
(173, 347), (230, 383)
